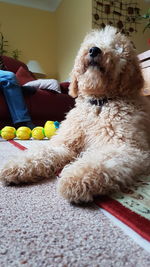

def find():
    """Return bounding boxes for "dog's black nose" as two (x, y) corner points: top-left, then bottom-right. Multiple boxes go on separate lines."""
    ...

(89, 47), (102, 57)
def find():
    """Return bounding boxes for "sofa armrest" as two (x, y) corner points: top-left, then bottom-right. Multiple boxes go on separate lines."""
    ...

(60, 82), (70, 94)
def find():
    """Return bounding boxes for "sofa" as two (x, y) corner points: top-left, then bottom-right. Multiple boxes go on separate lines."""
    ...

(0, 56), (75, 128)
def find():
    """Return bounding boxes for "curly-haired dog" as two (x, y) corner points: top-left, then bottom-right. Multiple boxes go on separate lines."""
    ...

(0, 26), (150, 203)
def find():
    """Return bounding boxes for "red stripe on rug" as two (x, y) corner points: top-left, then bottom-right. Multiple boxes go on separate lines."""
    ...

(8, 140), (27, 151)
(95, 196), (150, 242)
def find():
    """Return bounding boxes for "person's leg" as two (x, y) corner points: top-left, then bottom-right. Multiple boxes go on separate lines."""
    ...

(0, 70), (35, 129)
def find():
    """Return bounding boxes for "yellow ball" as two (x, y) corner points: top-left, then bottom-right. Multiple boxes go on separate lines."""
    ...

(16, 127), (31, 140)
(1, 126), (16, 140)
(32, 127), (45, 140)
(44, 121), (57, 139)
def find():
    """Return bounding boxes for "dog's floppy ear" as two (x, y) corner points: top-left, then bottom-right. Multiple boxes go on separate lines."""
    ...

(69, 74), (78, 98)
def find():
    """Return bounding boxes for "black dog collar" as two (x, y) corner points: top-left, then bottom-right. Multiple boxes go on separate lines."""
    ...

(89, 97), (110, 107)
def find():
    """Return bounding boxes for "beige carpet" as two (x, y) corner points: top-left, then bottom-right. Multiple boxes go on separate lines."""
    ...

(0, 139), (150, 267)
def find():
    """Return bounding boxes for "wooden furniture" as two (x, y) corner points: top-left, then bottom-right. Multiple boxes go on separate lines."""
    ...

(138, 50), (150, 96)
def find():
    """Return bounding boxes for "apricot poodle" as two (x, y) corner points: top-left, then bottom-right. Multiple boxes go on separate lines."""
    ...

(1, 26), (150, 203)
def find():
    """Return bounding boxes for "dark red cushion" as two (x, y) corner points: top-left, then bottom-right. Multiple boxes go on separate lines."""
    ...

(16, 66), (36, 85)
(60, 82), (70, 94)
(25, 89), (75, 123)
(2, 56), (28, 73)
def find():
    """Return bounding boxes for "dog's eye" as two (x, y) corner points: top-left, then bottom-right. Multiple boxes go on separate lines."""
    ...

(114, 44), (123, 54)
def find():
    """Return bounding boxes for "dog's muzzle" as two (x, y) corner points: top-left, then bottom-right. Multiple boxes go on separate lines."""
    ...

(89, 47), (102, 58)
(88, 46), (105, 72)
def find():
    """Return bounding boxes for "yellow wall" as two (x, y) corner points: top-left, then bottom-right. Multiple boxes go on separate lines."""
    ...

(0, 0), (92, 81)
(56, 0), (92, 81)
(0, 0), (149, 81)
(0, 2), (57, 78)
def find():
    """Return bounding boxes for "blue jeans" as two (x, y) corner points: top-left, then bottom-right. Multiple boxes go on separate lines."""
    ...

(0, 70), (32, 124)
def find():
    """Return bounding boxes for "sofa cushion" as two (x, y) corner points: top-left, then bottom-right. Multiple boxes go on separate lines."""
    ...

(60, 82), (70, 94)
(16, 66), (36, 85)
(25, 89), (75, 123)
(2, 56), (28, 73)
(24, 79), (61, 93)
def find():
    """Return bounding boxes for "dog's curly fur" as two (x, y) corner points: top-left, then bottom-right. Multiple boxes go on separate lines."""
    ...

(1, 26), (150, 203)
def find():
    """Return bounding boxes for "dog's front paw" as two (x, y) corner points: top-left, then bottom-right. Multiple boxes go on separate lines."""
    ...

(0, 159), (38, 185)
(57, 175), (93, 203)
(0, 162), (24, 185)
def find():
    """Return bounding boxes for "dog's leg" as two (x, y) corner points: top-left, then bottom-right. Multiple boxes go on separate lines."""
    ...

(57, 146), (150, 203)
(0, 144), (74, 185)
(0, 113), (84, 185)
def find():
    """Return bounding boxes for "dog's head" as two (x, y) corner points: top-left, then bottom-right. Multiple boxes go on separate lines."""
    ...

(69, 26), (144, 98)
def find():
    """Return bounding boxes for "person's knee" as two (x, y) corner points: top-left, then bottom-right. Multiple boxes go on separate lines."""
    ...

(5, 71), (16, 80)
(3, 71), (18, 85)
(0, 71), (19, 89)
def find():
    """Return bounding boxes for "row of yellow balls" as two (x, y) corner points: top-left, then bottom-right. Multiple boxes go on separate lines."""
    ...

(0, 121), (60, 140)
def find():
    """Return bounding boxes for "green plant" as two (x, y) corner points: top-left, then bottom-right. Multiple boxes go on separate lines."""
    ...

(137, 8), (150, 32)
(0, 32), (8, 56)
(11, 49), (22, 60)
